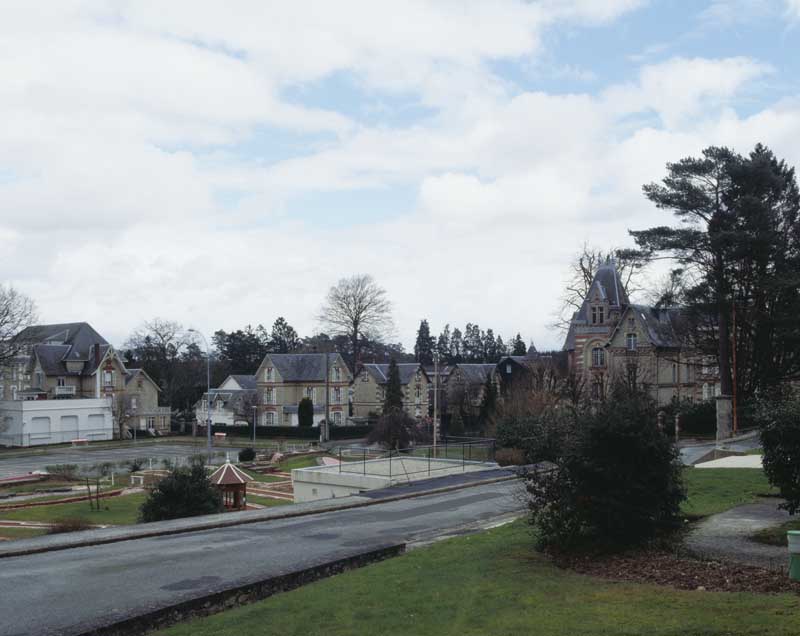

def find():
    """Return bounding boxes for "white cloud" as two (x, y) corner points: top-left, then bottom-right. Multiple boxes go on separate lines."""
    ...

(787, 0), (800, 17)
(2, 1), (799, 352)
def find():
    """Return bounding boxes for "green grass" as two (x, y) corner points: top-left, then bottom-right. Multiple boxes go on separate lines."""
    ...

(0, 493), (147, 526)
(247, 495), (292, 508)
(0, 526), (49, 540)
(745, 448), (764, 456)
(155, 520), (800, 636)
(751, 519), (800, 547)
(681, 468), (777, 519)
(0, 480), (77, 495)
(240, 469), (288, 484)
(279, 455), (323, 471)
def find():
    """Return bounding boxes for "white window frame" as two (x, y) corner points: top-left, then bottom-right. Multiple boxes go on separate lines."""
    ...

(266, 367), (273, 381)
(626, 333), (637, 351)
(333, 411), (342, 425)
(591, 347), (605, 368)
(306, 386), (314, 403)
(265, 411), (275, 426)
(333, 387), (342, 404)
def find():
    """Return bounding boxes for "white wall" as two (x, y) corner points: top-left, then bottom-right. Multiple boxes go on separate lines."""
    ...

(0, 398), (113, 447)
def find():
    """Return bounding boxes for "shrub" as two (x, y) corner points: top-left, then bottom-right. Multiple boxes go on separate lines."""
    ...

(368, 409), (429, 450)
(45, 464), (79, 480)
(757, 396), (800, 514)
(662, 400), (716, 437)
(48, 517), (92, 534)
(139, 457), (224, 522)
(527, 386), (685, 552)
(496, 411), (570, 464)
(495, 448), (526, 466)
(238, 447), (256, 462)
(124, 458), (144, 473)
(298, 398), (314, 427)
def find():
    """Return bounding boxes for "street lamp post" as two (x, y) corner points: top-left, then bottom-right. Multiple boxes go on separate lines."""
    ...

(188, 328), (212, 461)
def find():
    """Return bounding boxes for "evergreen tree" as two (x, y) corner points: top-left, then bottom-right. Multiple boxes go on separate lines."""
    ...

(384, 358), (404, 413)
(495, 335), (507, 358)
(450, 328), (463, 363)
(478, 373), (498, 434)
(511, 333), (527, 356)
(298, 397), (314, 427)
(448, 409), (465, 436)
(414, 319), (436, 365)
(437, 324), (451, 363)
(269, 317), (300, 353)
(139, 457), (224, 522)
(484, 329), (498, 362)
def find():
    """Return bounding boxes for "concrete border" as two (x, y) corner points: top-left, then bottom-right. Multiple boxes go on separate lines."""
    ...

(0, 471), (520, 559)
(76, 543), (406, 636)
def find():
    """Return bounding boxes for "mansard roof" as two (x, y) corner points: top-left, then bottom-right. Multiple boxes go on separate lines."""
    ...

(18, 322), (108, 361)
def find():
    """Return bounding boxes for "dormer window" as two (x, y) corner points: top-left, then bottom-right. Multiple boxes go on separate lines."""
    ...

(266, 367), (273, 381)
(591, 306), (604, 325)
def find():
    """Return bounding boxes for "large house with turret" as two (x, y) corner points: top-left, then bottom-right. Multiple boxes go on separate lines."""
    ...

(563, 261), (720, 405)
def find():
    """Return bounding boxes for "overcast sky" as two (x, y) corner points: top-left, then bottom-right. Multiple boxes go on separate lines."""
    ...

(2, 1), (799, 352)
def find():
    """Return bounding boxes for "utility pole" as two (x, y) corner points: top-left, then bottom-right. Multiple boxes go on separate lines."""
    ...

(732, 296), (738, 435)
(433, 351), (439, 457)
(252, 405), (257, 444)
(324, 350), (330, 443)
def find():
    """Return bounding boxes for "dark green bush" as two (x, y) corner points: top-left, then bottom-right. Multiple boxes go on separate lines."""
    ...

(496, 411), (570, 463)
(662, 400), (716, 437)
(238, 447), (256, 462)
(527, 386), (685, 552)
(139, 457), (223, 522)
(757, 396), (800, 514)
(298, 398), (314, 427)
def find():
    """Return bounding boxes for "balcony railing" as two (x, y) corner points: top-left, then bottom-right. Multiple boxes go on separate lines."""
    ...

(55, 386), (76, 396)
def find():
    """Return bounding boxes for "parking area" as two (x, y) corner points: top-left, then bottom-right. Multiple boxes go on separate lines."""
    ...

(0, 443), (246, 479)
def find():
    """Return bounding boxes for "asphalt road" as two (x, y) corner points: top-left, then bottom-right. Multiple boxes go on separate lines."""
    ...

(0, 443), (245, 479)
(0, 479), (525, 636)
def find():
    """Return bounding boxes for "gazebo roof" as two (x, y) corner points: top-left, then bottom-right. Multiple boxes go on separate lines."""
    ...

(209, 461), (252, 486)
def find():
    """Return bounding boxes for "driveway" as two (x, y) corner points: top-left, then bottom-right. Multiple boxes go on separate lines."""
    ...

(0, 478), (525, 636)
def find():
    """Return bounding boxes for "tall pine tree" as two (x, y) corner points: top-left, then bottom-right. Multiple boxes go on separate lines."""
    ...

(383, 358), (404, 413)
(414, 319), (436, 365)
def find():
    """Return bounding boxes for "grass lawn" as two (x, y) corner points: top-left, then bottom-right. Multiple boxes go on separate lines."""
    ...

(247, 495), (292, 508)
(155, 520), (800, 636)
(0, 493), (147, 526)
(751, 519), (800, 547)
(279, 455), (324, 471)
(681, 467), (777, 519)
(0, 526), (49, 540)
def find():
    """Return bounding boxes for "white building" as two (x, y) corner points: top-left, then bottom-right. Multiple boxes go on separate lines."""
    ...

(0, 398), (114, 447)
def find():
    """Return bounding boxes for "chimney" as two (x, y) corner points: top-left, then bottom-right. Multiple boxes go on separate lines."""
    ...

(94, 343), (101, 369)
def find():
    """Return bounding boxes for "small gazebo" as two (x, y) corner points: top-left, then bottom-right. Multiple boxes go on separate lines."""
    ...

(209, 460), (252, 510)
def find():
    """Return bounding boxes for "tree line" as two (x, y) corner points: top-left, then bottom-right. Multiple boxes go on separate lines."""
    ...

(413, 319), (529, 366)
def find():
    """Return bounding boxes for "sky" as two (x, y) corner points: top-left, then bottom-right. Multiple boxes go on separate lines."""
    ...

(1, 1), (799, 353)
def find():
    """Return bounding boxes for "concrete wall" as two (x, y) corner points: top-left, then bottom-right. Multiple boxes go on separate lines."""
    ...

(0, 398), (113, 447)
(292, 466), (389, 503)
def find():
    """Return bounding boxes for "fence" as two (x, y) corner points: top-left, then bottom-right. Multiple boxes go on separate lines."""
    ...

(200, 424), (374, 441)
(335, 437), (496, 482)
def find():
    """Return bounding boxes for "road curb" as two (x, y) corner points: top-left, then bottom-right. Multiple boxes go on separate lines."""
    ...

(0, 472), (520, 559)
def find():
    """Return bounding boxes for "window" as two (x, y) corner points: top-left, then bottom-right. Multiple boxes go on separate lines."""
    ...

(264, 387), (274, 405)
(103, 370), (113, 387)
(333, 387), (342, 404)
(217, 400), (223, 411)
(362, 372), (369, 382)
(146, 416), (155, 428)
(591, 306), (604, 324)
(11, 386), (17, 400)
(333, 411), (342, 425)
(131, 397), (138, 410)
(202, 399), (208, 410)
(591, 347), (605, 367)
(35, 372), (43, 387)
(506, 363), (512, 374)
(702, 383), (710, 400)
(265, 412), (275, 426)
(333, 367), (340, 382)
(672, 364), (677, 384)
(266, 367), (273, 381)
(57, 377), (66, 387)
(415, 385), (421, 399)
(626, 333), (637, 350)
(306, 386), (314, 403)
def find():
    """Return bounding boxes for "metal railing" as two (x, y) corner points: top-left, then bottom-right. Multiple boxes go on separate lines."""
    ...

(336, 438), (496, 482)
(55, 386), (76, 396)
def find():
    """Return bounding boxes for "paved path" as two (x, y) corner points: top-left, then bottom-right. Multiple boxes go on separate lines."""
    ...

(686, 499), (791, 570)
(0, 443), (245, 479)
(679, 433), (761, 465)
(695, 455), (763, 469)
(0, 478), (525, 636)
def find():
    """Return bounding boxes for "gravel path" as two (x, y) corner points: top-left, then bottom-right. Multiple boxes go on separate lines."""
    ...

(686, 499), (791, 571)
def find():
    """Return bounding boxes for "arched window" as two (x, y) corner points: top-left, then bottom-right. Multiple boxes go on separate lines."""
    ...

(591, 347), (605, 367)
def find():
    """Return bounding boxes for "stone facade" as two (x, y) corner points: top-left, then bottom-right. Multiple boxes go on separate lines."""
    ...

(351, 363), (429, 420)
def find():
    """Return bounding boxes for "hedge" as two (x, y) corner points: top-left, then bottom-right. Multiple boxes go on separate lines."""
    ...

(205, 424), (373, 440)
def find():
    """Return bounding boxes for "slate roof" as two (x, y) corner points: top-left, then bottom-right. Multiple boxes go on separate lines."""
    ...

(34, 343), (112, 377)
(450, 364), (496, 386)
(362, 363), (425, 385)
(199, 389), (256, 410)
(267, 353), (344, 382)
(626, 304), (684, 349)
(17, 322), (108, 360)
(229, 374), (257, 390)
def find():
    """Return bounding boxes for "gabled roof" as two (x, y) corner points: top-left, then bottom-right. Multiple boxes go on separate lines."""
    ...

(197, 388), (256, 409)
(209, 461), (252, 486)
(361, 363), (426, 385)
(34, 342), (118, 377)
(263, 353), (347, 382)
(228, 374), (257, 390)
(450, 364), (496, 386)
(613, 304), (684, 349)
(125, 368), (161, 392)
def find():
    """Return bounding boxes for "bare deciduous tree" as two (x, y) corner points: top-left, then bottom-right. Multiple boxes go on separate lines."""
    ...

(0, 284), (37, 371)
(551, 244), (650, 333)
(318, 274), (394, 367)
